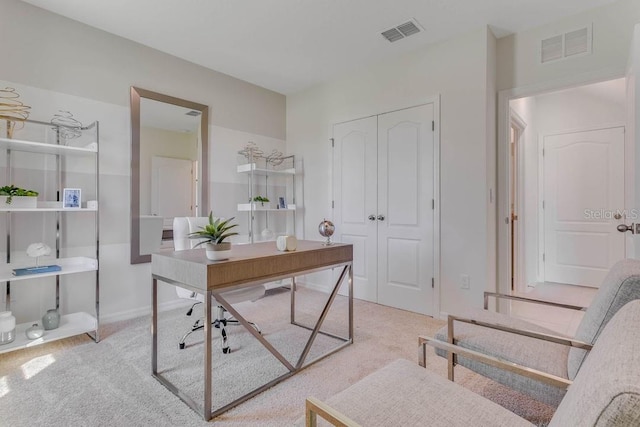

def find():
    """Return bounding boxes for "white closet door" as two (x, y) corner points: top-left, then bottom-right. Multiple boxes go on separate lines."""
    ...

(543, 127), (625, 287)
(377, 104), (434, 314)
(333, 117), (378, 302)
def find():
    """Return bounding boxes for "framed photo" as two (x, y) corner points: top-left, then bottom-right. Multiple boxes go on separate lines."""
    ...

(278, 197), (287, 209)
(63, 188), (81, 209)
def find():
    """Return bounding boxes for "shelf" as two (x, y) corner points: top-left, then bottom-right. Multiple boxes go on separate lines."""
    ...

(237, 163), (296, 176)
(0, 257), (98, 283)
(237, 203), (296, 212)
(0, 312), (97, 354)
(0, 137), (97, 156)
(0, 205), (97, 212)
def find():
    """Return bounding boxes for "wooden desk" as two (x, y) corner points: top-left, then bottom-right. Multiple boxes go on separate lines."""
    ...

(151, 241), (353, 421)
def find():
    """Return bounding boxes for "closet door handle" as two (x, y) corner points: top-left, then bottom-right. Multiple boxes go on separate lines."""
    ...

(368, 215), (376, 221)
(377, 215), (385, 221)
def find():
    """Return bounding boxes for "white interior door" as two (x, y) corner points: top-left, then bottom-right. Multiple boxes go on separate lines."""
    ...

(333, 117), (378, 302)
(151, 156), (195, 228)
(543, 127), (625, 287)
(377, 105), (434, 314)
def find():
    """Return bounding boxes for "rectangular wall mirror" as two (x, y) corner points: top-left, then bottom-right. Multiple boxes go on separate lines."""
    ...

(130, 87), (209, 264)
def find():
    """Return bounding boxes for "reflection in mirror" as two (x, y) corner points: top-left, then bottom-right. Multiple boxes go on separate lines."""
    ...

(130, 87), (208, 264)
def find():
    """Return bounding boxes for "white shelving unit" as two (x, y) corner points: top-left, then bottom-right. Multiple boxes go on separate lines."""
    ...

(237, 153), (299, 243)
(0, 119), (100, 353)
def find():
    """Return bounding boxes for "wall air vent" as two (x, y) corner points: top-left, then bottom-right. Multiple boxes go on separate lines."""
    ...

(541, 35), (563, 63)
(185, 110), (201, 116)
(381, 18), (423, 43)
(541, 24), (592, 64)
(565, 27), (589, 57)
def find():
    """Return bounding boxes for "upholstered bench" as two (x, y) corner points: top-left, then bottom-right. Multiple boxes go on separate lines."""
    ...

(305, 300), (640, 426)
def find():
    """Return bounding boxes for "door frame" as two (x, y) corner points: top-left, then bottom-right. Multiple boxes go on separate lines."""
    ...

(329, 95), (441, 316)
(497, 69), (629, 304)
(509, 108), (527, 293)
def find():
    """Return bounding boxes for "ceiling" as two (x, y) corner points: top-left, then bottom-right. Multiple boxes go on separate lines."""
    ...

(22, 0), (618, 95)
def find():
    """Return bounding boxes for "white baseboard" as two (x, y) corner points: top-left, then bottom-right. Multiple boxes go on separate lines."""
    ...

(100, 298), (191, 324)
(297, 279), (331, 293)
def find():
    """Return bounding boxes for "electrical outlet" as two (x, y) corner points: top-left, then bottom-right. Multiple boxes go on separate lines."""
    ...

(460, 274), (470, 289)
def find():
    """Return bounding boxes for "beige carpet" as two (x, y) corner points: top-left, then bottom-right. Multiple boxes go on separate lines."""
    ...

(0, 287), (554, 426)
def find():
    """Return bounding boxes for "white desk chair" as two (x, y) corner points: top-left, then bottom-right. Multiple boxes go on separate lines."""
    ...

(173, 217), (265, 353)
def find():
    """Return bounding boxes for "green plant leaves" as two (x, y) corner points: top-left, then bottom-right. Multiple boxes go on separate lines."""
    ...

(188, 213), (239, 244)
(0, 185), (39, 204)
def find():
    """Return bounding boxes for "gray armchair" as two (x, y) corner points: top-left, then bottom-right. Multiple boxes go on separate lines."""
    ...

(305, 300), (640, 426)
(432, 258), (640, 406)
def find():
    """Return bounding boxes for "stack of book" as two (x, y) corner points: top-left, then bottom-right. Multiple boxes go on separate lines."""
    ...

(12, 265), (61, 276)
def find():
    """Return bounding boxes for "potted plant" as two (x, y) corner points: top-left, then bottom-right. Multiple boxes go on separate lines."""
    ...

(251, 195), (270, 209)
(188, 212), (239, 261)
(0, 185), (39, 207)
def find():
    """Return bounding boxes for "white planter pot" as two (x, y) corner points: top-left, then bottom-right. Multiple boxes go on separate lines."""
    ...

(251, 202), (271, 210)
(0, 196), (37, 208)
(205, 242), (231, 261)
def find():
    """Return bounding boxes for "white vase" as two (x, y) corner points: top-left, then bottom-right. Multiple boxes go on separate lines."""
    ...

(0, 311), (16, 345)
(205, 242), (231, 261)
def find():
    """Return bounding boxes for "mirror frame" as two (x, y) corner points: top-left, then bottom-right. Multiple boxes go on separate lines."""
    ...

(130, 87), (209, 264)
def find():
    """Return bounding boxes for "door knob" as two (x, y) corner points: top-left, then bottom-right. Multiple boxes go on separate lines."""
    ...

(368, 215), (376, 221)
(614, 213), (623, 220)
(617, 224), (636, 234)
(377, 215), (385, 221)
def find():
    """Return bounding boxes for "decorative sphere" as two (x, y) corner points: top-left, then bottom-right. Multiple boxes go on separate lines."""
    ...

(318, 219), (335, 238)
(261, 228), (275, 241)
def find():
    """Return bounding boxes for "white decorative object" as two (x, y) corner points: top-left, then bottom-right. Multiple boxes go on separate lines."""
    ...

(276, 235), (297, 252)
(25, 323), (44, 340)
(86, 200), (98, 209)
(0, 311), (16, 345)
(261, 228), (275, 241)
(27, 242), (52, 267)
(0, 196), (37, 208)
(205, 242), (231, 261)
(26, 242), (52, 258)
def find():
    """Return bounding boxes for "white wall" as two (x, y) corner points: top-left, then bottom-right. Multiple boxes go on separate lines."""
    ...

(497, 0), (640, 92)
(496, 0), (640, 297)
(0, 0), (287, 324)
(485, 28), (498, 295)
(511, 78), (626, 286)
(535, 81), (626, 131)
(287, 27), (496, 315)
(0, 0), (285, 140)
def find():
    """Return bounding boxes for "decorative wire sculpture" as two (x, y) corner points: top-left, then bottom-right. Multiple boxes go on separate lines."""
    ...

(50, 110), (83, 141)
(0, 87), (31, 138)
(265, 149), (284, 166)
(239, 142), (287, 167)
(238, 141), (264, 161)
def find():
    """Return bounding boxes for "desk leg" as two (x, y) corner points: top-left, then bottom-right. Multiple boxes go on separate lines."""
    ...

(349, 263), (353, 341)
(295, 265), (349, 369)
(152, 278), (158, 375)
(204, 290), (213, 421)
(290, 276), (296, 324)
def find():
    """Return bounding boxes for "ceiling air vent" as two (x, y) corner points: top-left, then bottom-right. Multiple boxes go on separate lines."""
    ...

(541, 24), (592, 64)
(381, 18), (423, 43)
(185, 110), (201, 116)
